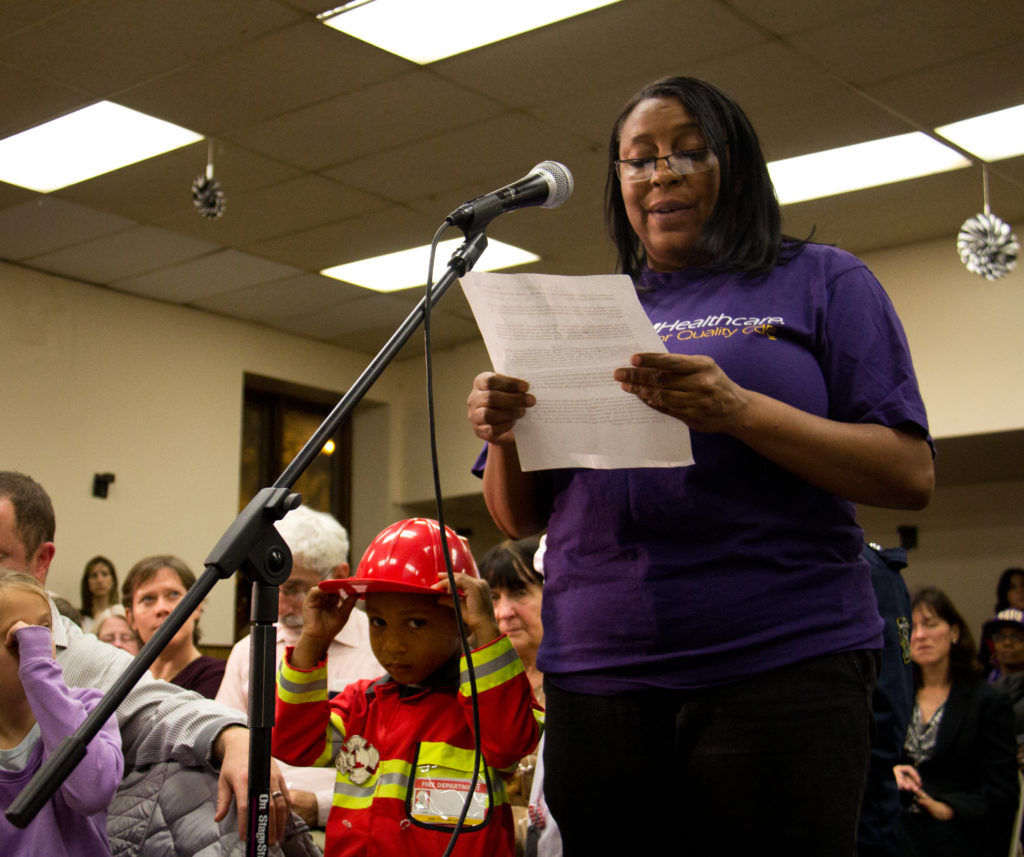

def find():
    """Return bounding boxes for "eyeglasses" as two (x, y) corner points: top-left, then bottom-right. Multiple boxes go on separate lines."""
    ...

(615, 148), (717, 182)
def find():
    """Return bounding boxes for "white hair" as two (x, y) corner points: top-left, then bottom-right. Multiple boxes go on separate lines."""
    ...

(274, 506), (350, 580)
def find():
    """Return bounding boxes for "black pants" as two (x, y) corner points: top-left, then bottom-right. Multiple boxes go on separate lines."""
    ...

(543, 651), (877, 856)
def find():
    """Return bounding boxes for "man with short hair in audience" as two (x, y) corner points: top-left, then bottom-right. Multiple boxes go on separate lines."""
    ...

(0, 470), (290, 843)
(217, 505), (379, 831)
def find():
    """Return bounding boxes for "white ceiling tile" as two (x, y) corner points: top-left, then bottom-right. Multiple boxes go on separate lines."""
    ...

(192, 273), (367, 323)
(788, 0), (1024, 87)
(247, 204), (439, 271)
(0, 198), (136, 260)
(156, 175), (391, 247)
(118, 23), (410, 135)
(25, 225), (220, 283)
(324, 113), (597, 203)
(225, 70), (505, 170)
(0, 0), (301, 94)
(111, 248), (301, 303)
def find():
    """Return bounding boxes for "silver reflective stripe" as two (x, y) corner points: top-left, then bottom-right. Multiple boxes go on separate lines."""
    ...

(278, 673), (327, 695)
(334, 769), (409, 798)
(460, 645), (518, 685)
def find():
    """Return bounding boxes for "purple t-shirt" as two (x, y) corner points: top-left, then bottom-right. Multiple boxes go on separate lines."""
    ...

(480, 244), (929, 693)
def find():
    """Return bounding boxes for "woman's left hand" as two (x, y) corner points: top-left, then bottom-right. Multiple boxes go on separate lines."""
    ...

(915, 792), (954, 821)
(615, 351), (933, 510)
(614, 352), (749, 433)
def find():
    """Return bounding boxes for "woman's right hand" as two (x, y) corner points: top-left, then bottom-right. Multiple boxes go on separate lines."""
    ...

(893, 764), (923, 793)
(467, 372), (535, 447)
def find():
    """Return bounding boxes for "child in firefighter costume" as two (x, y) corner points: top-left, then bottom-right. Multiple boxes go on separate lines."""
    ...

(273, 518), (542, 857)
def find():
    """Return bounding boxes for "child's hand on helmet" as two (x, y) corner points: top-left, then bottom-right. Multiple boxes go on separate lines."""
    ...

(433, 573), (501, 647)
(291, 589), (359, 669)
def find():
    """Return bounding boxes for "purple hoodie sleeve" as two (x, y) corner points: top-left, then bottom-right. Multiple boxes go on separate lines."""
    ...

(16, 624), (124, 815)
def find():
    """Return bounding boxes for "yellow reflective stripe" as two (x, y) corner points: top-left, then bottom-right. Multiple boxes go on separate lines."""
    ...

(311, 711), (348, 768)
(277, 658), (327, 705)
(417, 741), (478, 772)
(415, 742), (509, 805)
(330, 747), (513, 810)
(460, 636), (524, 695)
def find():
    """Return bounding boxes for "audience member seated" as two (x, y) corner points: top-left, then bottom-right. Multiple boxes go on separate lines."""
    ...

(94, 606), (140, 656)
(895, 586), (1019, 857)
(478, 535), (560, 857)
(217, 505), (379, 832)
(982, 609), (1024, 770)
(0, 470), (295, 852)
(994, 569), (1024, 614)
(79, 556), (119, 634)
(0, 569), (123, 856)
(983, 609), (1024, 683)
(122, 555), (225, 699)
(982, 568), (1024, 673)
(478, 535), (544, 704)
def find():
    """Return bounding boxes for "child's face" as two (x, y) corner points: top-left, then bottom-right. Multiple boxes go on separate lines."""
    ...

(365, 592), (459, 686)
(0, 587), (53, 700)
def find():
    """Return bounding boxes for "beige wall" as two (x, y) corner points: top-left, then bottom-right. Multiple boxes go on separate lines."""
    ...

(390, 338), (492, 506)
(861, 227), (1024, 438)
(858, 480), (1024, 654)
(0, 261), (402, 644)
(855, 230), (1024, 640)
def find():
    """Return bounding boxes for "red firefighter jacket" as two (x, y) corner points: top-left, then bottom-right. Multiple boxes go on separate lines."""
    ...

(274, 635), (541, 857)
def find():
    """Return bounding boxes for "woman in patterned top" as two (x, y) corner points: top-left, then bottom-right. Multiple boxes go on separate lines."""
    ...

(895, 586), (1019, 856)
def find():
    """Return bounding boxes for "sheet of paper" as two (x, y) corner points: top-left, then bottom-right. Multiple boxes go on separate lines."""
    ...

(461, 271), (693, 471)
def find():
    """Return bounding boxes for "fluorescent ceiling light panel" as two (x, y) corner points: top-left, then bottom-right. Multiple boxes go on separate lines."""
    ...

(935, 103), (1024, 162)
(768, 132), (971, 205)
(0, 102), (203, 192)
(319, 0), (623, 64)
(321, 238), (540, 292)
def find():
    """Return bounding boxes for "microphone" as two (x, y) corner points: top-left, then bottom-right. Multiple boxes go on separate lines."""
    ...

(445, 161), (573, 229)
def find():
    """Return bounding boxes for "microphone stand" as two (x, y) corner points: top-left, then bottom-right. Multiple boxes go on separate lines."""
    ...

(7, 228), (490, 857)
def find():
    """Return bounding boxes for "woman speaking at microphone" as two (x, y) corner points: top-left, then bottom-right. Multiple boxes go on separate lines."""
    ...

(466, 76), (933, 856)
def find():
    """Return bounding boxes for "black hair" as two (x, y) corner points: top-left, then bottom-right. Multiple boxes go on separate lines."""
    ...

(605, 76), (803, 280)
(477, 536), (543, 595)
(995, 567), (1024, 613)
(80, 555), (119, 616)
(911, 586), (982, 686)
(0, 471), (55, 558)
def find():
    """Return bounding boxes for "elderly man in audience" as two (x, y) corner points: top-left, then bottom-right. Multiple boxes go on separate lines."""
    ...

(217, 505), (379, 830)
(0, 471), (291, 847)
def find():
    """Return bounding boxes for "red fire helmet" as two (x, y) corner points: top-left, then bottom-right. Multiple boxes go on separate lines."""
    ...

(320, 518), (478, 597)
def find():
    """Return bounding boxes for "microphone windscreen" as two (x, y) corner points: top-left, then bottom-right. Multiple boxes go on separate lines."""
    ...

(534, 161), (574, 209)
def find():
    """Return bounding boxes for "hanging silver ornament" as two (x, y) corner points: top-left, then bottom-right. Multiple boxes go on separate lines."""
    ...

(192, 141), (226, 220)
(957, 165), (1017, 281)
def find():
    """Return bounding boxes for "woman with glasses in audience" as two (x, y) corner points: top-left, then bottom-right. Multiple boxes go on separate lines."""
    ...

(466, 76), (934, 855)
